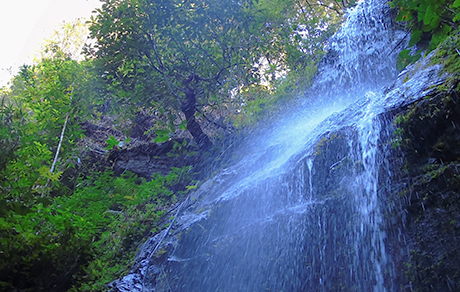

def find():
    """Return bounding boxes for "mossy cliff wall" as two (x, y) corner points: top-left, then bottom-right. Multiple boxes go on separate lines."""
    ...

(388, 77), (460, 291)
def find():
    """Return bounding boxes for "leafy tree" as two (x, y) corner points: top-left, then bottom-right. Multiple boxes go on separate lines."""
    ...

(2, 57), (89, 194)
(0, 54), (95, 290)
(0, 14), (111, 286)
(0, 12), (199, 291)
(252, 0), (342, 74)
(224, 0), (342, 127)
(0, 54), (195, 291)
(87, 0), (292, 147)
(87, 0), (344, 146)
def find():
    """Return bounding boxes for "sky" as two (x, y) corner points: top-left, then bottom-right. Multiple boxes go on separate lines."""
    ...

(0, 0), (102, 87)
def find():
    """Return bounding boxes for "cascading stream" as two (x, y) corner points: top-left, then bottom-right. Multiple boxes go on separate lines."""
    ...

(354, 98), (387, 291)
(111, 0), (447, 291)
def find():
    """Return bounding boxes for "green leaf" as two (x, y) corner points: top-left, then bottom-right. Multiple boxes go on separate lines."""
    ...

(429, 24), (452, 51)
(454, 13), (460, 22)
(423, 5), (434, 25)
(396, 49), (419, 71)
(418, 2), (429, 22)
(179, 120), (187, 131)
(105, 135), (119, 150)
(154, 135), (170, 143)
(154, 129), (170, 137)
(409, 30), (422, 47)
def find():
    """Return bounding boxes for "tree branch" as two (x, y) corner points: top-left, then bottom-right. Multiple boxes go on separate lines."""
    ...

(187, 35), (221, 74)
(50, 85), (73, 174)
(142, 33), (185, 105)
(171, 35), (194, 70)
(195, 107), (234, 132)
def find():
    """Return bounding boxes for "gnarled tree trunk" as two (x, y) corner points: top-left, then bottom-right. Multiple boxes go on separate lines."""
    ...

(181, 91), (212, 150)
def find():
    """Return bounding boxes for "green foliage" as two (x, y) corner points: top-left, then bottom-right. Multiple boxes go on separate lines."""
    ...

(87, 0), (269, 144)
(396, 49), (423, 70)
(106, 135), (119, 150)
(0, 45), (176, 291)
(106, 135), (131, 150)
(0, 57), (90, 199)
(64, 170), (181, 291)
(87, 0), (342, 141)
(154, 129), (171, 143)
(0, 134), (192, 291)
(0, 161), (185, 291)
(223, 0), (341, 128)
(432, 31), (460, 76)
(392, 105), (419, 148)
(253, 0), (341, 72)
(0, 57), (95, 290)
(88, 0), (261, 96)
(166, 139), (199, 158)
(390, 0), (459, 69)
(0, 13), (200, 290)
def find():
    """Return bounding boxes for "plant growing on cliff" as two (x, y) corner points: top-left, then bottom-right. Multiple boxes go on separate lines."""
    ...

(390, 0), (460, 69)
(65, 169), (184, 291)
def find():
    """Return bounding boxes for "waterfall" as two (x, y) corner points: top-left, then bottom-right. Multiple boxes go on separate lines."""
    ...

(111, 0), (448, 291)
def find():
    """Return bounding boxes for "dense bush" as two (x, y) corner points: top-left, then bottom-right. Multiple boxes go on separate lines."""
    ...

(390, 0), (460, 69)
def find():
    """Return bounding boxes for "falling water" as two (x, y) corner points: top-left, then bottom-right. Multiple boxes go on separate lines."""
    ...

(111, 0), (448, 291)
(354, 96), (387, 291)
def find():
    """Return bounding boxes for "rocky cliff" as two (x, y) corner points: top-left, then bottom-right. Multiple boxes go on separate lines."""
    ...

(388, 72), (460, 290)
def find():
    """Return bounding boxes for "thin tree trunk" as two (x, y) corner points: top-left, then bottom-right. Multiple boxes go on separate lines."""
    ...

(50, 111), (70, 173)
(41, 109), (70, 196)
(181, 91), (212, 150)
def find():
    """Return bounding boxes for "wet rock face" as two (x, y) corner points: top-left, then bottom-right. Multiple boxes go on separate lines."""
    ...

(390, 84), (460, 291)
(310, 128), (359, 200)
(399, 92), (460, 164)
